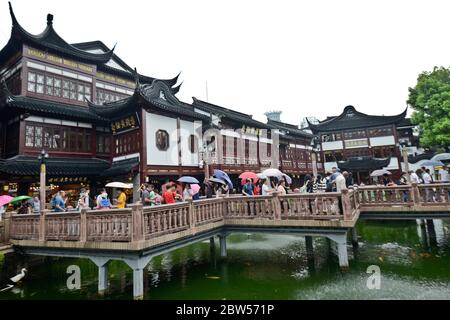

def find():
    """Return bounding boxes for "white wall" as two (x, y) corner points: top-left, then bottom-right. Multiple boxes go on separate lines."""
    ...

(383, 157), (399, 170)
(369, 135), (395, 147)
(325, 161), (338, 172)
(146, 112), (178, 166)
(322, 141), (344, 151)
(180, 120), (201, 166)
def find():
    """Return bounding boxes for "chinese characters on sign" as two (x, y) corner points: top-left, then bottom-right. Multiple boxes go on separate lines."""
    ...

(48, 177), (88, 183)
(344, 139), (368, 149)
(111, 115), (138, 134)
(241, 125), (263, 136)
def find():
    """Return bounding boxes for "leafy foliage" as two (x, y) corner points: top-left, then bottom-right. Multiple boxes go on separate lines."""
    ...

(407, 66), (450, 148)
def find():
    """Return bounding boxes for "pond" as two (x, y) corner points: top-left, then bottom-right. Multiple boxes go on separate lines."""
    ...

(1, 220), (449, 300)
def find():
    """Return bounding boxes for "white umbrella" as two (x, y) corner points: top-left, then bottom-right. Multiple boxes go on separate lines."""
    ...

(421, 160), (445, 167)
(262, 168), (284, 178)
(370, 169), (392, 177)
(282, 174), (292, 184)
(105, 182), (133, 189)
(256, 173), (267, 179)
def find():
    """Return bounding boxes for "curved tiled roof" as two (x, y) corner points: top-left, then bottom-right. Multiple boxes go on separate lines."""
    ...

(2, 88), (108, 122)
(337, 157), (391, 171)
(266, 119), (313, 139)
(307, 105), (407, 134)
(88, 80), (209, 121)
(0, 2), (115, 64)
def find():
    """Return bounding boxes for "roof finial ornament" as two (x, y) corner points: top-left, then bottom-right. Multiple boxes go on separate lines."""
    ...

(133, 67), (140, 91)
(8, 2), (19, 26)
(47, 13), (53, 25)
(1, 79), (13, 98)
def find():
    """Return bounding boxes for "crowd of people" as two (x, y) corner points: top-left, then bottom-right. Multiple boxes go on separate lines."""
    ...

(2, 164), (449, 216)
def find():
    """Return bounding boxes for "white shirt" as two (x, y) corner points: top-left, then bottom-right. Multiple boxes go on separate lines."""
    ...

(335, 174), (347, 192)
(422, 172), (433, 184)
(410, 172), (420, 184)
(262, 184), (271, 196)
(438, 169), (449, 182)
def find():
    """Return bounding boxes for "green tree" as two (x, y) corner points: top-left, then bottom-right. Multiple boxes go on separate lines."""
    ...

(407, 66), (450, 148)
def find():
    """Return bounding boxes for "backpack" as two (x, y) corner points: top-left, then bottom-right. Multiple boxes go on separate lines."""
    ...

(99, 198), (111, 208)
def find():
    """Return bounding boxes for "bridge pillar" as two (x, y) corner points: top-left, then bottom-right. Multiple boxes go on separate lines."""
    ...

(219, 235), (227, 258)
(426, 219), (437, 247)
(328, 234), (349, 268)
(90, 257), (110, 296)
(123, 256), (153, 300)
(210, 237), (215, 250)
(305, 236), (314, 258)
(351, 228), (359, 248)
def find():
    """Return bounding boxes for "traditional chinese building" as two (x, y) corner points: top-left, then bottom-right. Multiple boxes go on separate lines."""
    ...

(0, 3), (181, 202)
(0, 2), (324, 202)
(307, 105), (409, 184)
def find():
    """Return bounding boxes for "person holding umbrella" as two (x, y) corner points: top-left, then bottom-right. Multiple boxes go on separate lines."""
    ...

(117, 188), (127, 209)
(182, 183), (193, 201)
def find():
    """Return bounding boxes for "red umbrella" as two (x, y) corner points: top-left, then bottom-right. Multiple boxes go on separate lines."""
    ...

(239, 172), (259, 185)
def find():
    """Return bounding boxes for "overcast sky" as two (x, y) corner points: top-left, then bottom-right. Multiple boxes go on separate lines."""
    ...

(1, 0), (449, 125)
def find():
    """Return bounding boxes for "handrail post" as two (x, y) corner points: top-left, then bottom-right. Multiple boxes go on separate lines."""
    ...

(131, 204), (144, 242)
(39, 210), (47, 242)
(411, 183), (420, 206)
(3, 211), (12, 242)
(341, 189), (352, 220)
(187, 199), (195, 229)
(272, 192), (281, 220)
(80, 208), (87, 242)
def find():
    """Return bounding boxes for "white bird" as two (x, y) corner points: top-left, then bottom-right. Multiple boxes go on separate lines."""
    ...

(0, 268), (27, 293)
(10, 268), (27, 283)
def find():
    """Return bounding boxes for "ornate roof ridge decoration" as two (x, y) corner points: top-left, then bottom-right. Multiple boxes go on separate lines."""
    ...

(88, 79), (208, 121)
(192, 97), (272, 130)
(307, 105), (408, 133)
(266, 118), (313, 138)
(4, 2), (115, 64)
(192, 97), (254, 119)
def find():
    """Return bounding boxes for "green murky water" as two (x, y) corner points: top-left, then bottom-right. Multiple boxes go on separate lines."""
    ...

(1, 220), (450, 300)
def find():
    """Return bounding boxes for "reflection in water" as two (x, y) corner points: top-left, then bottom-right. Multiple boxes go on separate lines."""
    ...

(0, 220), (450, 300)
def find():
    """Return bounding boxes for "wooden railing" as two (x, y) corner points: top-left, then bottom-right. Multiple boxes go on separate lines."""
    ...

(358, 185), (414, 206)
(358, 183), (450, 207)
(417, 184), (450, 205)
(7, 183), (450, 245)
(224, 195), (278, 219)
(143, 203), (190, 239)
(279, 192), (343, 220)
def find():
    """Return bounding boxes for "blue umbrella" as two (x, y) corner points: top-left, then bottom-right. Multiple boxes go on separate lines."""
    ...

(421, 160), (444, 167)
(177, 176), (200, 184)
(213, 169), (233, 189)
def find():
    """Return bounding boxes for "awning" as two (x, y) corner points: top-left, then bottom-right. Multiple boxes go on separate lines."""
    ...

(0, 156), (110, 177)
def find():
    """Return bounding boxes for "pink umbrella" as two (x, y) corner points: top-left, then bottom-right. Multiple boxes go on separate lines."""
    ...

(191, 184), (201, 195)
(0, 195), (13, 207)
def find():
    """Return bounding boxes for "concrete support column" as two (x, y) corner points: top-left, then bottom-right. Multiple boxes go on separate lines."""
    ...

(123, 255), (153, 300)
(90, 257), (110, 296)
(133, 268), (144, 300)
(219, 234), (227, 258)
(351, 227), (359, 247)
(328, 234), (349, 268)
(209, 237), (215, 251)
(426, 219), (437, 247)
(305, 236), (314, 257)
